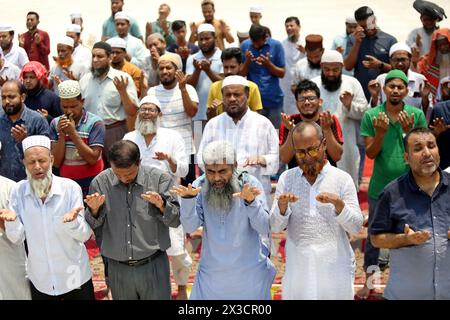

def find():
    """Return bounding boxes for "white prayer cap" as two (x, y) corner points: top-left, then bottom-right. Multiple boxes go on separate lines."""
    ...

(345, 16), (357, 24)
(114, 11), (130, 21)
(22, 135), (51, 152)
(70, 12), (82, 19)
(0, 24), (14, 32)
(222, 75), (249, 89)
(321, 50), (344, 64)
(58, 80), (81, 99)
(389, 42), (412, 56)
(106, 37), (127, 49)
(66, 24), (81, 33)
(202, 140), (236, 165)
(249, 4), (263, 13)
(57, 36), (75, 48)
(237, 30), (249, 38)
(197, 23), (215, 34)
(139, 95), (161, 110)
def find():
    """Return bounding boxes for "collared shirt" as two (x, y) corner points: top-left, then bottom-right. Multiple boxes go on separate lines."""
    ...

(123, 127), (188, 179)
(271, 163), (363, 299)
(360, 103), (427, 199)
(281, 37), (305, 115)
(180, 174), (276, 300)
(370, 170), (450, 300)
(49, 61), (90, 96)
(84, 166), (180, 262)
(148, 83), (198, 155)
(0, 107), (50, 182)
(0, 176), (30, 300)
(197, 110), (279, 199)
(186, 48), (223, 121)
(406, 27), (434, 57)
(5, 175), (92, 296)
(79, 68), (138, 125)
(346, 30), (397, 100)
(430, 100), (450, 169)
(241, 38), (286, 109)
(21, 30), (51, 70)
(331, 32), (354, 76)
(72, 44), (92, 69)
(122, 34), (148, 70)
(24, 86), (63, 122)
(102, 15), (143, 40)
(2, 44), (29, 69)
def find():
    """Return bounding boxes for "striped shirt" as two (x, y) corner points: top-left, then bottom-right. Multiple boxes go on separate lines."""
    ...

(148, 84), (199, 155)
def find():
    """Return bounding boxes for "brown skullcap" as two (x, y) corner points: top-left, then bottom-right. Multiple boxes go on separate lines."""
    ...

(305, 34), (323, 51)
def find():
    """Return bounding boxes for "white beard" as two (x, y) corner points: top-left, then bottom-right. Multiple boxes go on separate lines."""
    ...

(26, 169), (52, 199)
(135, 116), (160, 136)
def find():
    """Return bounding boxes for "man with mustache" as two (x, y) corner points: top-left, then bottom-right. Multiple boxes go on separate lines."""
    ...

(358, 69), (427, 299)
(0, 24), (28, 70)
(3, 135), (94, 300)
(370, 127), (450, 299)
(172, 140), (275, 299)
(271, 121), (363, 299)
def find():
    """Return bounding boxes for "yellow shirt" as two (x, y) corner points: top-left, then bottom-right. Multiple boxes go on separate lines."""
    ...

(207, 80), (263, 114)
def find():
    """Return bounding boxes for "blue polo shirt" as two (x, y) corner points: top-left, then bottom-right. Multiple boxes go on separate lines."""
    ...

(25, 86), (62, 124)
(0, 106), (50, 181)
(430, 100), (450, 169)
(369, 170), (450, 300)
(241, 37), (285, 109)
(346, 30), (397, 101)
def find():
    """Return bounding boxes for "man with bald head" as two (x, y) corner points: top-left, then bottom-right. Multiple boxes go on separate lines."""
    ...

(4, 135), (94, 300)
(271, 121), (363, 299)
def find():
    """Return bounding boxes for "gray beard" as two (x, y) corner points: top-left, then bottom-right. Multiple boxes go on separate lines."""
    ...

(135, 117), (160, 135)
(204, 170), (241, 211)
(26, 169), (53, 199)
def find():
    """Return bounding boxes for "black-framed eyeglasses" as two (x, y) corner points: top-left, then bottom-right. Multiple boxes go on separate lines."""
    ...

(293, 140), (324, 159)
(297, 96), (318, 103)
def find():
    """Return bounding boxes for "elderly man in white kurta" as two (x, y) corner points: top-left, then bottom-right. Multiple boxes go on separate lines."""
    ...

(271, 122), (363, 300)
(312, 50), (369, 187)
(0, 175), (31, 300)
(197, 75), (279, 203)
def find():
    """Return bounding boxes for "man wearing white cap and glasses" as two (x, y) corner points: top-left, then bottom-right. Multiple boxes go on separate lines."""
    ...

(311, 49), (369, 188)
(3, 135), (95, 300)
(66, 24), (92, 69)
(101, 0), (143, 42)
(0, 24), (29, 70)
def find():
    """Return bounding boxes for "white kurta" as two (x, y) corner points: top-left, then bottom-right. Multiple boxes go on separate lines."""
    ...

(291, 57), (321, 95)
(271, 164), (363, 300)
(312, 74), (369, 187)
(281, 38), (305, 115)
(72, 44), (92, 69)
(123, 34), (148, 70)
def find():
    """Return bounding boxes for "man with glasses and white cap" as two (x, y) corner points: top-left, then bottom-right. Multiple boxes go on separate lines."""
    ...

(4, 135), (95, 300)
(0, 24), (29, 70)
(66, 24), (92, 68)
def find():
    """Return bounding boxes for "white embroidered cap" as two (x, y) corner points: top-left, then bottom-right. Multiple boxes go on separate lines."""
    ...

(345, 16), (357, 24)
(22, 135), (51, 152)
(321, 50), (344, 64)
(222, 75), (249, 89)
(66, 24), (82, 33)
(58, 80), (81, 99)
(389, 42), (411, 57)
(249, 4), (263, 13)
(197, 23), (215, 34)
(114, 12), (130, 21)
(70, 12), (82, 19)
(106, 37), (127, 49)
(139, 95), (161, 110)
(57, 36), (75, 48)
(0, 24), (14, 32)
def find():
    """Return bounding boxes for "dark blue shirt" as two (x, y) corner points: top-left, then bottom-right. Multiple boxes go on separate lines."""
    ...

(430, 100), (450, 169)
(25, 87), (62, 124)
(241, 37), (285, 109)
(369, 170), (450, 299)
(346, 30), (397, 101)
(166, 43), (200, 73)
(0, 106), (50, 181)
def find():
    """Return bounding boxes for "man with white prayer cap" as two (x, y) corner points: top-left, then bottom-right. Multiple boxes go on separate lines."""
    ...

(249, 4), (263, 25)
(0, 24), (29, 69)
(331, 15), (358, 68)
(101, 0), (143, 42)
(66, 23), (92, 68)
(172, 140), (276, 300)
(4, 135), (95, 300)
(311, 49), (369, 188)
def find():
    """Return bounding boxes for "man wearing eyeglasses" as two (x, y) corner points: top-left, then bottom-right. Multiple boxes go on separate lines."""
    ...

(271, 121), (363, 299)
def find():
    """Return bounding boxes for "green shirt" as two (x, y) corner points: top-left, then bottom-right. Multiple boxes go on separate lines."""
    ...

(102, 16), (143, 40)
(360, 103), (427, 200)
(150, 21), (176, 47)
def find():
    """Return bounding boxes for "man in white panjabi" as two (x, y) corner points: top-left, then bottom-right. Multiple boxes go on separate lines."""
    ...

(123, 95), (191, 300)
(0, 175), (31, 300)
(311, 50), (369, 188)
(271, 122), (363, 300)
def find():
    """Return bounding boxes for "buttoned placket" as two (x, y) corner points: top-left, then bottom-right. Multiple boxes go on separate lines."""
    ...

(126, 184), (135, 260)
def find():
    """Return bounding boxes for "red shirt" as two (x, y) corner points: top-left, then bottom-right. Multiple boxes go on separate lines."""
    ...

(21, 29), (50, 70)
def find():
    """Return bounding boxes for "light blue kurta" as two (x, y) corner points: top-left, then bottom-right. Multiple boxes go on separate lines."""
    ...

(180, 174), (276, 300)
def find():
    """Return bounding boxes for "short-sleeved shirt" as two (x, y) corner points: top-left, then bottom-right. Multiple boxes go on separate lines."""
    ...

(102, 15), (143, 40)
(241, 38), (286, 109)
(346, 30), (397, 101)
(279, 114), (344, 169)
(369, 170), (450, 300)
(49, 109), (105, 181)
(360, 103), (427, 199)
(430, 100), (450, 169)
(207, 79), (262, 114)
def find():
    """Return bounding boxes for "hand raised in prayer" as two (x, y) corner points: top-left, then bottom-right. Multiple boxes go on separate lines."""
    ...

(0, 209), (17, 222)
(62, 68), (76, 80)
(429, 117), (450, 136)
(207, 99), (222, 119)
(339, 91), (353, 110)
(373, 112), (389, 135)
(37, 108), (49, 119)
(319, 111), (334, 133)
(403, 224), (430, 246)
(335, 46), (344, 54)
(277, 193), (299, 215)
(245, 50), (255, 63)
(189, 22), (198, 34)
(63, 207), (83, 223)
(193, 59), (202, 71)
(170, 184), (201, 198)
(233, 183), (261, 204)
(243, 156), (267, 168)
(84, 193), (106, 216)
(256, 52), (271, 67)
(411, 47), (421, 66)
(0, 75), (9, 86)
(150, 46), (160, 66)
(415, 33), (422, 50)
(52, 75), (62, 87)
(175, 70), (188, 90)
(353, 26), (365, 43)
(10, 124), (27, 143)
(398, 111), (415, 134)
(141, 191), (165, 213)
(368, 79), (381, 100)
(200, 59), (211, 72)
(316, 192), (345, 215)
(153, 151), (171, 161)
(34, 33), (41, 45)
(175, 46), (191, 60)
(58, 113), (76, 137)
(419, 80), (431, 99)
(296, 44), (306, 54)
(281, 113), (294, 131)
(362, 55), (382, 70)
(113, 76), (129, 94)
(18, 34), (25, 47)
